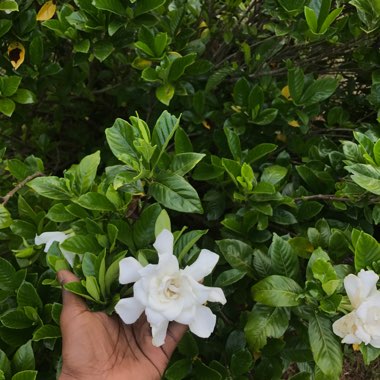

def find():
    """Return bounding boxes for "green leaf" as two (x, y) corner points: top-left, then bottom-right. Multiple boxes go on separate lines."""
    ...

(29, 36), (44, 66)
(156, 83), (175, 106)
(154, 209), (171, 236)
(215, 269), (246, 287)
(175, 230), (208, 263)
(165, 358), (192, 380)
(105, 118), (139, 161)
(0, 0), (18, 12)
(46, 204), (76, 222)
(76, 193), (116, 212)
(134, 0), (165, 16)
(0, 309), (35, 329)
(0, 98), (15, 117)
(175, 127), (193, 154)
(308, 313), (342, 378)
(74, 151), (101, 194)
(12, 89), (36, 104)
(133, 203), (162, 249)
(0, 205), (12, 229)
(169, 153), (205, 175)
(353, 230), (380, 270)
(319, 7), (343, 34)
(224, 127), (242, 161)
(32, 325), (61, 341)
(304, 6), (318, 33)
(233, 77), (251, 106)
(17, 282), (42, 309)
(245, 304), (289, 352)
(216, 239), (255, 277)
(230, 349), (253, 376)
(12, 341), (34, 372)
(254, 108), (278, 125)
(0, 349), (11, 378)
(205, 67), (233, 92)
(85, 276), (101, 301)
(193, 361), (221, 380)
(149, 173), (203, 214)
(269, 234), (299, 279)
(0, 76), (21, 97)
(28, 177), (72, 200)
(61, 235), (100, 254)
(168, 53), (196, 81)
(0, 20), (12, 39)
(300, 77), (339, 105)
(288, 67), (304, 104)
(152, 111), (180, 152)
(11, 371), (37, 380)
(93, 41), (114, 62)
(252, 275), (303, 307)
(374, 139), (380, 166)
(92, 0), (126, 15)
(63, 282), (96, 302)
(261, 165), (287, 186)
(247, 143), (277, 163)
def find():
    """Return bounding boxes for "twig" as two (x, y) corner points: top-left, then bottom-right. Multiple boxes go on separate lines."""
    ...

(294, 194), (351, 202)
(1, 172), (44, 205)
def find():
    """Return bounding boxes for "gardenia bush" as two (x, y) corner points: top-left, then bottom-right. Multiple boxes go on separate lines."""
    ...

(1, 0), (380, 379)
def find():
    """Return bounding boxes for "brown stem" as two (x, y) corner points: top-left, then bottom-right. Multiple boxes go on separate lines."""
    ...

(1, 172), (44, 206)
(294, 194), (352, 202)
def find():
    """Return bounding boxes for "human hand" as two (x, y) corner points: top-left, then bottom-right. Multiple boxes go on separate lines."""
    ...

(57, 270), (187, 380)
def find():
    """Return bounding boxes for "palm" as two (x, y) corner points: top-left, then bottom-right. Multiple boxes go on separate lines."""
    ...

(58, 270), (186, 380)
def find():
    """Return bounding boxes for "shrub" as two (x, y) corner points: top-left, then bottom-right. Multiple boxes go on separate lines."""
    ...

(1, 0), (380, 379)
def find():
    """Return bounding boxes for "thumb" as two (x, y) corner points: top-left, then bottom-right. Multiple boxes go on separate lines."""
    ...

(57, 270), (88, 318)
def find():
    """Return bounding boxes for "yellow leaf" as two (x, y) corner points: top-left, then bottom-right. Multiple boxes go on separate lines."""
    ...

(202, 120), (211, 130)
(281, 85), (291, 100)
(275, 132), (287, 143)
(7, 42), (25, 70)
(36, 1), (57, 21)
(352, 343), (360, 351)
(288, 120), (300, 128)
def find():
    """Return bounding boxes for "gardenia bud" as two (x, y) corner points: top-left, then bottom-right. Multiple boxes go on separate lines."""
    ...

(115, 229), (227, 347)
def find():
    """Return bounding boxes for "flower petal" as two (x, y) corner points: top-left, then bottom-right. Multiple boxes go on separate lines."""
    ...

(187, 277), (226, 305)
(153, 229), (173, 256)
(189, 305), (216, 338)
(35, 231), (68, 252)
(151, 320), (169, 347)
(119, 257), (143, 284)
(344, 270), (379, 308)
(60, 248), (76, 267)
(184, 249), (219, 281)
(115, 297), (144, 324)
(332, 311), (357, 339)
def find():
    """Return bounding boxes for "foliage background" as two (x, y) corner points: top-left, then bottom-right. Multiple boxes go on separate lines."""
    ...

(1, 0), (380, 379)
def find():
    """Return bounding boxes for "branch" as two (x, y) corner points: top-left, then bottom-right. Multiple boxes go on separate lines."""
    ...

(1, 172), (44, 206)
(294, 194), (352, 202)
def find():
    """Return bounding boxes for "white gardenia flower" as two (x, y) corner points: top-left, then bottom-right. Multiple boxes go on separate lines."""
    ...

(333, 270), (380, 348)
(35, 231), (75, 266)
(115, 229), (227, 347)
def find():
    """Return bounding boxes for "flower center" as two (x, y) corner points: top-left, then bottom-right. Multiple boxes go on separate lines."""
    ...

(163, 276), (180, 299)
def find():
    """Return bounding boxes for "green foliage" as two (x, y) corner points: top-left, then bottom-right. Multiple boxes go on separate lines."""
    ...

(1, 0), (380, 378)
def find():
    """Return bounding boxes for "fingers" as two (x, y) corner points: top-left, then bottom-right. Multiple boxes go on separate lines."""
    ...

(162, 322), (188, 358)
(57, 270), (88, 317)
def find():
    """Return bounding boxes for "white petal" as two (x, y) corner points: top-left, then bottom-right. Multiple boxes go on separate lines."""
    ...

(175, 305), (196, 325)
(60, 248), (76, 267)
(145, 307), (166, 326)
(344, 270), (379, 308)
(35, 231), (68, 252)
(187, 277), (226, 305)
(184, 249), (219, 281)
(341, 334), (362, 345)
(134, 279), (148, 305)
(189, 305), (216, 338)
(332, 312), (357, 339)
(115, 297), (144, 324)
(153, 229), (173, 256)
(151, 320), (169, 347)
(158, 254), (179, 275)
(370, 337), (380, 348)
(119, 257), (143, 284)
